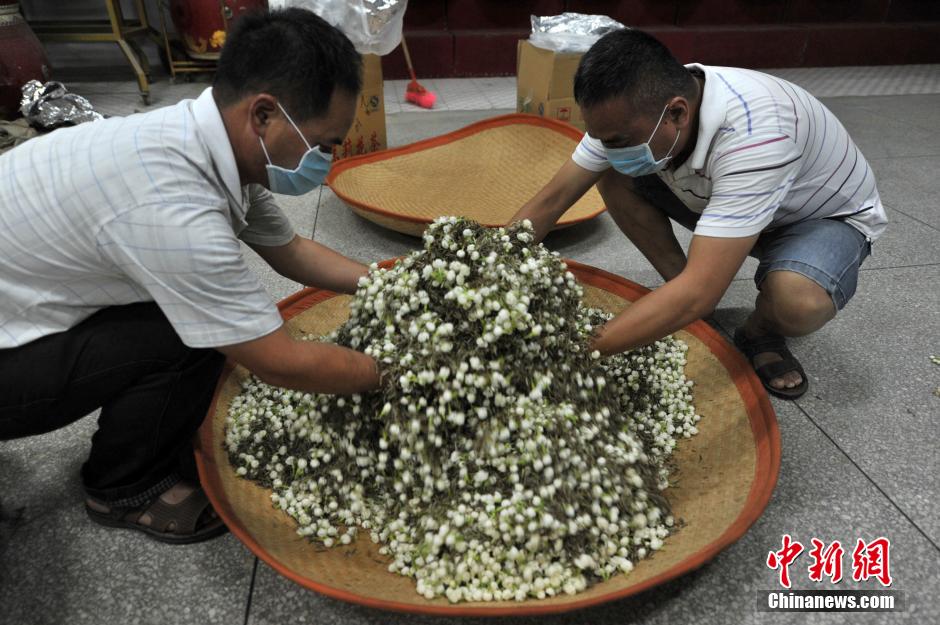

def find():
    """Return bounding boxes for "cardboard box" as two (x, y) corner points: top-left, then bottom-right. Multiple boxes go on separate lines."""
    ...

(335, 53), (387, 159)
(516, 40), (585, 131)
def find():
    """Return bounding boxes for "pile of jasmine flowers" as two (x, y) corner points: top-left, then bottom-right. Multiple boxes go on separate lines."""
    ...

(226, 217), (700, 603)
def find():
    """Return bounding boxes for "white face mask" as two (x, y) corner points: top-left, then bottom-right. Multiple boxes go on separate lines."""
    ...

(605, 104), (680, 177)
(258, 102), (332, 195)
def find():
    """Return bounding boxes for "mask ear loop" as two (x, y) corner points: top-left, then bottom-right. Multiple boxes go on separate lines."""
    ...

(663, 129), (681, 161)
(653, 101), (682, 162)
(277, 101), (313, 150)
(258, 135), (274, 165)
(646, 103), (671, 143)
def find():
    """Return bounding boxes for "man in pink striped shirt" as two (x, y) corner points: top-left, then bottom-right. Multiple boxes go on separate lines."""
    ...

(513, 29), (886, 400)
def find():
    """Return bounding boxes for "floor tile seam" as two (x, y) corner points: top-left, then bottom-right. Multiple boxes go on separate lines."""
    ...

(814, 90), (940, 99)
(881, 206), (940, 235)
(712, 314), (940, 555)
(728, 261), (940, 284)
(867, 153), (940, 162)
(310, 186), (324, 241)
(385, 80), (402, 109)
(790, 401), (940, 555)
(838, 105), (940, 134)
(244, 557), (259, 625)
(469, 79), (499, 109)
(858, 261), (940, 272)
(426, 79), (449, 109)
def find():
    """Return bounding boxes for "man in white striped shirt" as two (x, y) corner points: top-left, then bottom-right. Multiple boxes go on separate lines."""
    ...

(513, 29), (886, 400)
(0, 10), (382, 542)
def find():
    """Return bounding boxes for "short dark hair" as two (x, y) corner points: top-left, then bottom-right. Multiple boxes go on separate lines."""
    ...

(213, 8), (362, 120)
(574, 29), (696, 114)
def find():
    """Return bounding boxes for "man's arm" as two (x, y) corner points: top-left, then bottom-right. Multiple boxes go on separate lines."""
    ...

(217, 326), (380, 394)
(598, 170), (688, 282)
(510, 159), (604, 243)
(592, 233), (758, 355)
(249, 235), (368, 294)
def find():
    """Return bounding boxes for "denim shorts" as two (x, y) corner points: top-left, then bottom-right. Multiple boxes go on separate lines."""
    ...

(633, 175), (871, 310)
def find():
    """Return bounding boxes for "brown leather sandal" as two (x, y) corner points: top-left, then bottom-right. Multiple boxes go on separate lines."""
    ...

(85, 485), (228, 545)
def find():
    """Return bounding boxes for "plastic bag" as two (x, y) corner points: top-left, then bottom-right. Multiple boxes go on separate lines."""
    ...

(273, 0), (408, 56)
(528, 12), (627, 54)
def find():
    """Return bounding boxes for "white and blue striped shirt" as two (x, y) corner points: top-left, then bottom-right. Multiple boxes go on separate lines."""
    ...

(573, 64), (888, 241)
(0, 87), (295, 349)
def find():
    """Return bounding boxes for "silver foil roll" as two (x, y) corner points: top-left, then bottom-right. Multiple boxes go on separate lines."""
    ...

(19, 80), (103, 130)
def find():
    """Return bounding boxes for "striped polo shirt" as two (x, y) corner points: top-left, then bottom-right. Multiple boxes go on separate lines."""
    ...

(0, 87), (295, 350)
(572, 64), (888, 241)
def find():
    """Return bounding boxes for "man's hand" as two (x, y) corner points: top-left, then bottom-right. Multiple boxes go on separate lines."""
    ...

(592, 233), (758, 355)
(217, 326), (380, 394)
(510, 159), (604, 243)
(249, 235), (368, 295)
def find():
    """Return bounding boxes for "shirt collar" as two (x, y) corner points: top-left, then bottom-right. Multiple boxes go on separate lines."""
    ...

(683, 63), (724, 172)
(191, 87), (243, 203)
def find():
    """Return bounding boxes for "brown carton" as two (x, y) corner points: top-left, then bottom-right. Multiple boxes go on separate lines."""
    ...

(516, 40), (585, 131)
(335, 54), (387, 160)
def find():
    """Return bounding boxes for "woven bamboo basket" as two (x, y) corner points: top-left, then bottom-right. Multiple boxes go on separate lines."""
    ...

(196, 260), (780, 616)
(325, 114), (607, 237)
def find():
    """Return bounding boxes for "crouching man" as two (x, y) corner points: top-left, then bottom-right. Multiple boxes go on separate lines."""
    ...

(513, 29), (886, 400)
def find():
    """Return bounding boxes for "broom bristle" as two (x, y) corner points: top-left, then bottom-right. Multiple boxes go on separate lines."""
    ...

(405, 89), (437, 109)
(406, 79), (427, 95)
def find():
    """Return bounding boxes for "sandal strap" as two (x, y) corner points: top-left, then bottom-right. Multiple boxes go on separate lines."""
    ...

(756, 357), (804, 381)
(736, 329), (789, 358)
(142, 488), (211, 535)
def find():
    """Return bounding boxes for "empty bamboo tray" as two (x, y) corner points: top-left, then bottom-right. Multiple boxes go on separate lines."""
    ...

(196, 260), (780, 617)
(325, 114), (607, 236)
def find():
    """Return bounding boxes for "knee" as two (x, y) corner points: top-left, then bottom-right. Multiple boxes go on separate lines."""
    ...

(762, 271), (835, 336)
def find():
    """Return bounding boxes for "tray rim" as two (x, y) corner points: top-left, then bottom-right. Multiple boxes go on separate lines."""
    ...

(324, 113), (608, 229)
(195, 259), (781, 616)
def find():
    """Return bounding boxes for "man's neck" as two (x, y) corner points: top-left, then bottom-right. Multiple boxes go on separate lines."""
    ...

(218, 101), (257, 187)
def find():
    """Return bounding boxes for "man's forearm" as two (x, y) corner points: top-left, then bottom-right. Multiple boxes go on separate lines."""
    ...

(511, 199), (562, 243)
(256, 237), (368, 294)
(299, 240), (368, 294)
(264, 342), (380, 394)
(592, 275), (709, 355)
(510, 159), (603, 243)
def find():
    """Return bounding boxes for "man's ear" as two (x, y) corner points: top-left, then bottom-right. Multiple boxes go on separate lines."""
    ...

(249, 94), (278, 138)
(667, 97), (691, 129)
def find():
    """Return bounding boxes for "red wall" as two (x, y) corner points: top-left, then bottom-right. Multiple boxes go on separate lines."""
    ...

(382, 0), (940, 78)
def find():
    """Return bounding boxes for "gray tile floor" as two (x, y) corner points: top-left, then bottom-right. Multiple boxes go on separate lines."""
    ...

(2, 71), (939, 624)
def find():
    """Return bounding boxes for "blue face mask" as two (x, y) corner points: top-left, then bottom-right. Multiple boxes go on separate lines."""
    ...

(606, 104), (680, 177)
(259, 102), (332, 195)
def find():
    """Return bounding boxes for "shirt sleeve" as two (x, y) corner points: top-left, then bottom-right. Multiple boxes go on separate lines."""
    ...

(571, 133), (612, 172)
(694, 133), (802, 238)
(237, 184), (296, 247)
(96, 202), (284, 348)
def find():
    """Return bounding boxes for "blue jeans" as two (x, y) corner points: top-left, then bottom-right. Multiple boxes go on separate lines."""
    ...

(634, 175), (871, 310)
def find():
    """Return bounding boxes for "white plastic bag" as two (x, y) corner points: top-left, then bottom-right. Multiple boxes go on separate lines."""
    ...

(273, 0), (408, 56)
(528, 12), (627, 54)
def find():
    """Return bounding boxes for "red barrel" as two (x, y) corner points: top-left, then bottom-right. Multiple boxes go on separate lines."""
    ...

(170, 0), (268, 60)
(0, 2), (51, 119)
